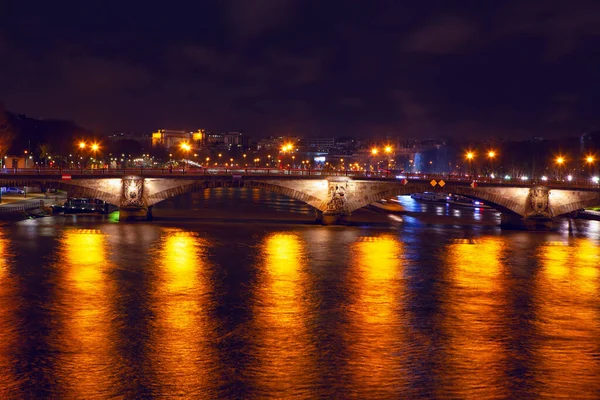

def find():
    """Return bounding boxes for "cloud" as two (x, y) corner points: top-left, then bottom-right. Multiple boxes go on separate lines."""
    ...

(222, 0), (297, 40)
(496, 1), (600, 58)
(391, 90), (428, 119)
(404, 15), (477, 54)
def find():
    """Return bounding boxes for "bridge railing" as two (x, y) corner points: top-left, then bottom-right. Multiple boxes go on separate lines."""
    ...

(1, 168), (599, 189)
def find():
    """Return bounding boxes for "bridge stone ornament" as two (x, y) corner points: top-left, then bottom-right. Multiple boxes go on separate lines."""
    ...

(524, 186), (551, 218)
(121, 178), (145, 207)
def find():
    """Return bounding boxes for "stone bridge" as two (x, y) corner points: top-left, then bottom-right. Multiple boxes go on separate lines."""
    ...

(2, 174), (599, 226)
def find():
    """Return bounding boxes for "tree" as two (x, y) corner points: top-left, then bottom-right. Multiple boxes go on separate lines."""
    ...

(0, 102), (15, 158)
(36, 143), (52, 166)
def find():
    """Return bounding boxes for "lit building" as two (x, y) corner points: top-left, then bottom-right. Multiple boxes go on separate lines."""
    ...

(301, 137), (335, 152)
(151, 129), (205, 149)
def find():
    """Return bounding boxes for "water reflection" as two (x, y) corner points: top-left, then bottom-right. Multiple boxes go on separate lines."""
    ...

(441, 237), (508, 398)
(251, 233), (315, 397)
(53, 229), (121, 398)
(0, 230), (19, 397)
(346, 235), (406, 397)
(534, 239), (600, 398)
(148, 230), (215, 397)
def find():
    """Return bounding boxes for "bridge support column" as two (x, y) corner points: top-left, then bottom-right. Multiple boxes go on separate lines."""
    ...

(119, 207), (152, 221)
(500, 214), (553, 230)
(315, 210), (348, 225)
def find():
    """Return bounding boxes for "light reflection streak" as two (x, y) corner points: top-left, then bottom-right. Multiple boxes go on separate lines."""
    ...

(0, 231), (18, 397)
(252, 233), (314, 395)
(534, 239), (600, 397)
(54, 229), (120, 397)
(347, 235), (406, 396)
(440, 237), (507, 398)
(149, 230), (213, 397)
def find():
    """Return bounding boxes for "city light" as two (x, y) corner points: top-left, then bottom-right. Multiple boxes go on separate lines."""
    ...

(179, 142), (191, 152)
(384, 146), (392, 154)
(466, 151), (475, 160)
(521, 176), (528, 181)
(78, 142), (86, 149)
(371, 148), (378, 155)
(592, 176), (599, 184)
(556, 156), (565, 165)
(541, 176), (548, 181)
(586, 155), (595, 164)
(567, 175), (573, 181)
(91, 143), (99, 152)
(487, 150), (496, 159)
(281, 143), (293, 152)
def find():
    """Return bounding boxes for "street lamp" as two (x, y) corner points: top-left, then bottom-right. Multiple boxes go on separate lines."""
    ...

(556, 156), (565, 180)
(465, 151), (475, 177)
(585, 155), (595, 177)
(487, 150), (496, 178)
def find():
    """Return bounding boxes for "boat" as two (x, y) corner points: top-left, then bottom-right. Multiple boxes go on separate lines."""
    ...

(368, 199), (405, 213)
(410, 192), (446, 202)
(51, 198), (111, 214)
(445, 194), (491, 209)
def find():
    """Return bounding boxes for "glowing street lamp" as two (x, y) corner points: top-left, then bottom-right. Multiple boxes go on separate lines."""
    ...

(371, 148), (378, 155)
(556, 156), (566, 180)
(384, 146), (392, 154)
(487, 150), (496, 178)
(465, 151), (475, 177)
(79, 141), (86, 150)
(179, 142), (191, 152)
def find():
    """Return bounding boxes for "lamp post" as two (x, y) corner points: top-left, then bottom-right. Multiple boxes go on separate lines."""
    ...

(585, 155), (595, 178)
(487, 150), (496, 178)
(556, 156), (565, 181)
(371, 147), (378, 174)
(384, 146), (392, 172)
(78, 141), (86, 169)
(466, 151), (475, 177)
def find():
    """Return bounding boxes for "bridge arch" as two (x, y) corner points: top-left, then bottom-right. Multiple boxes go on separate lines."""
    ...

(145, 179), (327, 212)
(346, 183), (523, 215)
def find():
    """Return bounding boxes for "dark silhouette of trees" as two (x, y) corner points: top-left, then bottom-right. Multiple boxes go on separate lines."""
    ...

(0, 102), (15, 157)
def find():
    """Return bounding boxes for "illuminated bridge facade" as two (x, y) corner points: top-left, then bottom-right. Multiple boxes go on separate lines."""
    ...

(1, 170), (599, 226)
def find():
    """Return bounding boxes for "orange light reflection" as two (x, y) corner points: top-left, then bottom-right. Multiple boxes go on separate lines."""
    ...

(534, 239), (600, 398)
(149, 230), (214, 396)
(252, 233), (314, 395)
(347, 235), (406, 396)
(54, 229), (119, 397)
(440, 237), (508, 398)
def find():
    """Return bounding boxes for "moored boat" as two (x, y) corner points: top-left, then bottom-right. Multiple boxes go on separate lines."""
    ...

(51, 198), (111, 214)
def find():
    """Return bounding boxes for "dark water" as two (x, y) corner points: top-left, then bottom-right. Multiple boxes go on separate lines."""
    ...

(1, 189), (600, 398)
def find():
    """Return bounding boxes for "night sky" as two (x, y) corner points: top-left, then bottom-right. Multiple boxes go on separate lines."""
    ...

(1, 1), (599, 139)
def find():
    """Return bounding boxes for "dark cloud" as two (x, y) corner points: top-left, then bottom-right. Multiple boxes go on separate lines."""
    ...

(222, 0), (298, 40)
(0, 1), (598, 139)
(404, 15), (478, 54)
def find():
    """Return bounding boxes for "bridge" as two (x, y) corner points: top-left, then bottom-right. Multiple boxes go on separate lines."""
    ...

(1, 168), (599, 227)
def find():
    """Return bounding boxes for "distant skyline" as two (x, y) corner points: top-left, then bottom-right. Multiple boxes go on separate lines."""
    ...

(1, 1), (599, 138)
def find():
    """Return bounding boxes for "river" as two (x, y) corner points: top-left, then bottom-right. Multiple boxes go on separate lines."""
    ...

(1, 189), (599, 398)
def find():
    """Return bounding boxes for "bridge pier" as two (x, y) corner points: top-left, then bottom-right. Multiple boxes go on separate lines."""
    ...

(315, 210), (349, 225)
(119, 206), (152, 221)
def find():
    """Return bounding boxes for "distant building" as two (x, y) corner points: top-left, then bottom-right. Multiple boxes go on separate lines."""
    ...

(3, 155), (26, 169)
(301, 137), (335, 152)
(223, 132), (247, 147)
(108, 132), (151, 148)
(151, 129), (205, 149)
